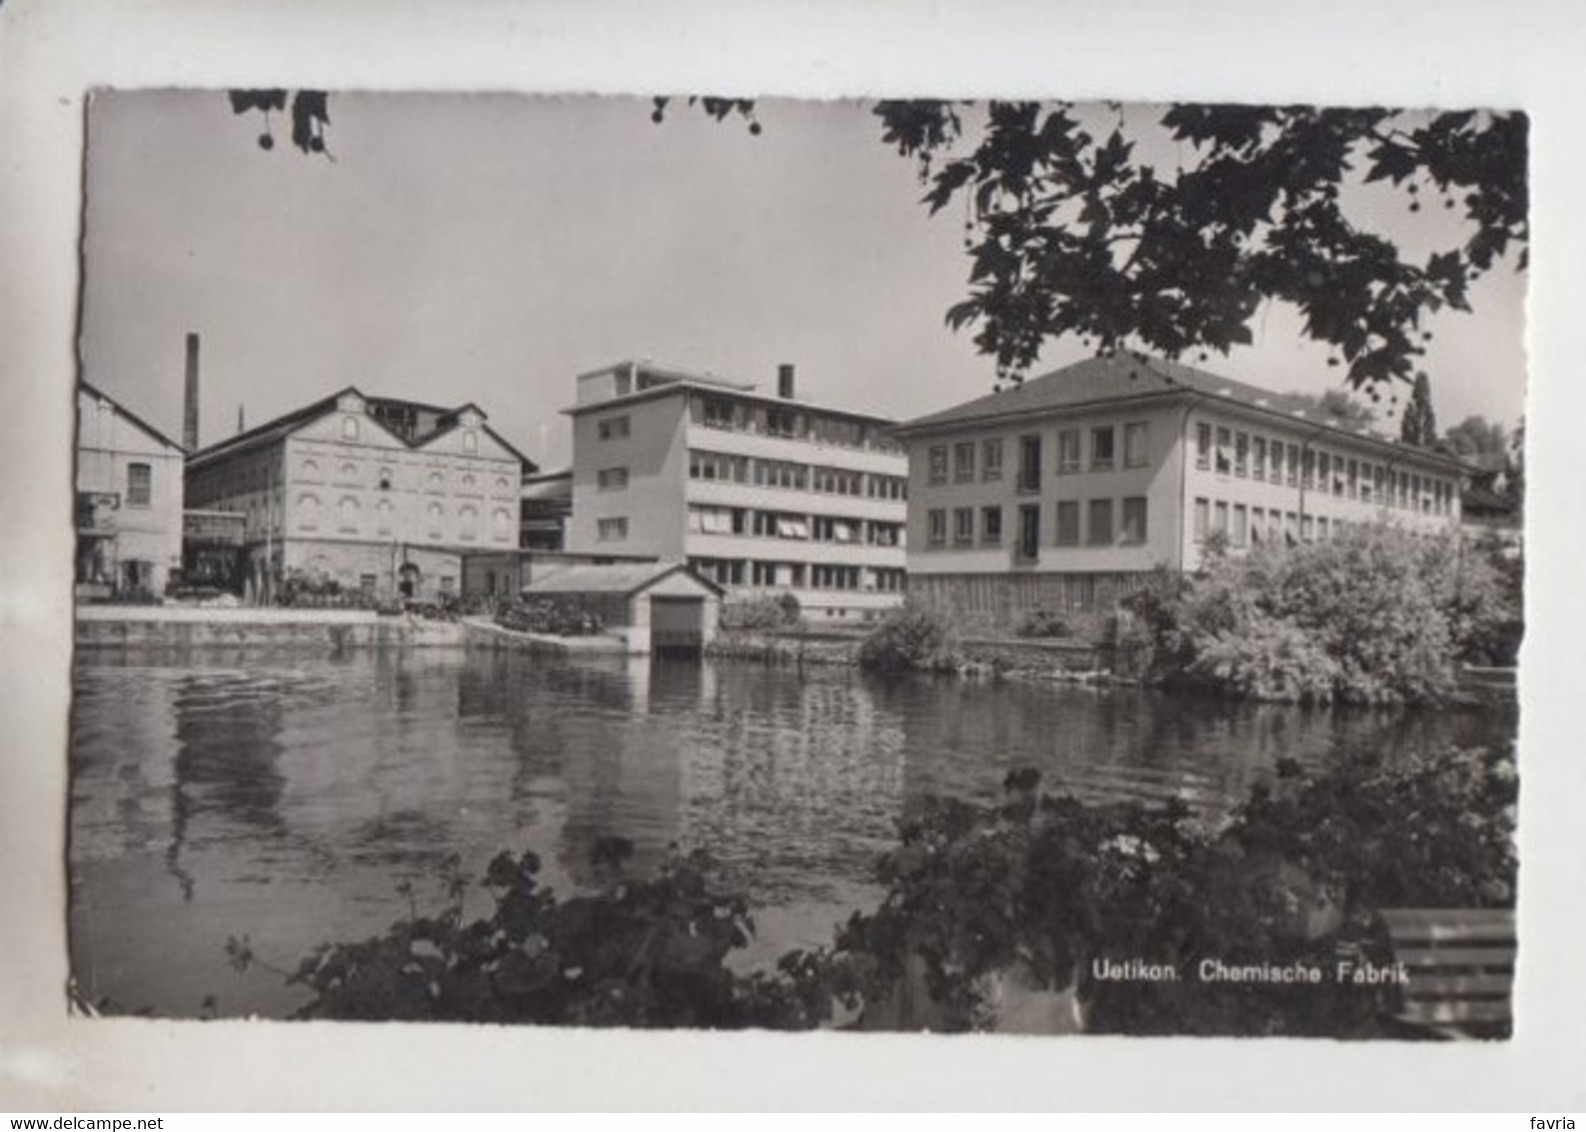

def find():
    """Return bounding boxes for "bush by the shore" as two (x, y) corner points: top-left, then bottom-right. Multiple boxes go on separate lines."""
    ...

(856, 602), (959, 674)
(1127, 526), (1522, 705)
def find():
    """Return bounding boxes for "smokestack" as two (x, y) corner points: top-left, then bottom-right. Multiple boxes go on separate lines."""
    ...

(777, 363), (795, 400)
(183, 332), (200, 452)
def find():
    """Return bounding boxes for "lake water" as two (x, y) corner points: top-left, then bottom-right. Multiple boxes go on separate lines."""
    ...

(68, 647), (1513, 1018)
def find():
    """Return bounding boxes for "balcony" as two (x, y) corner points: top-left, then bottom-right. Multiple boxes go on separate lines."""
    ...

(76, 492), (120, 535)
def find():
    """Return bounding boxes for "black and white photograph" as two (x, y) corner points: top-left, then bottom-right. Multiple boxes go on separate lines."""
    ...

(6, 0), (1586, 1113)
(66, 89), (1526, 1038)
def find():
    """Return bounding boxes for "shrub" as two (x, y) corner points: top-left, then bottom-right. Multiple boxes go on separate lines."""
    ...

(1015, 609), (1070, 638)
(721, 593), (801, 631)
(857, 602), (957, 673)
(1157, 525), (1501, 704)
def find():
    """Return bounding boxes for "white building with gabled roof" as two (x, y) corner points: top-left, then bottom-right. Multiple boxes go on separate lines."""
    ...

(184, 386), (532, 602)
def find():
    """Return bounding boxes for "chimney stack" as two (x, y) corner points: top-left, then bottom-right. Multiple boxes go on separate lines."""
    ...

(183, 332), (200, 452)
(777, 363), (795, 400)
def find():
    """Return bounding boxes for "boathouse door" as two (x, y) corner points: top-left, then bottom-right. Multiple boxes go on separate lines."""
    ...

(650, 595), (705, 656)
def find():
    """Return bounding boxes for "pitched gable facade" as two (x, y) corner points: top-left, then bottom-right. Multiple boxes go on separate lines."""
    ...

(186, 388), (528, 602)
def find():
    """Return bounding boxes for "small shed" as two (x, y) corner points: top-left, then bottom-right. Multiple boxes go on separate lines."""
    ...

(520, 561), (723, 655)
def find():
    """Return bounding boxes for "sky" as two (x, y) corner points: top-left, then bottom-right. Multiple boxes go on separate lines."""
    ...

(81, 91), (1529, 471)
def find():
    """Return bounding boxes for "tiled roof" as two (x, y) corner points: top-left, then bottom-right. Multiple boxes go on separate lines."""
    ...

(522, 562), (722, 597)
(895, 354), (1473, 470)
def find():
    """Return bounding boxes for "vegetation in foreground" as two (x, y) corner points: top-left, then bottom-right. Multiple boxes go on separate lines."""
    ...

(228, 743), (1516, 1036)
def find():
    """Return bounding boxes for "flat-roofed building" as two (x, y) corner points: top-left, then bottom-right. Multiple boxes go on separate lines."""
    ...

(563, 360), (909, 623)
(185, 387), (531, 602)
(75, 382), (186, 598)
(894, 354), (1472, 624)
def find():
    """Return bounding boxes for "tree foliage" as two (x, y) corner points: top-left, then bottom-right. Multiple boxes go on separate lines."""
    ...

(1134, 524), (1522, 702)
(1442, 414), (1508, 458)
(231, 93), (1526, 396)
(874, 101), (1526, 389)
(1400, 371), (1438, 446)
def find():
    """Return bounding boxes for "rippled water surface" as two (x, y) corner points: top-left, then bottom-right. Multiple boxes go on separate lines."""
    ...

(69, 647), (1512, 1017)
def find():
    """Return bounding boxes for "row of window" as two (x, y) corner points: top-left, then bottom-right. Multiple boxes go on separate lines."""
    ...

(928, 423), (1150, 487)
(685, 505), (905, 547)
(686, 450), (908, 499)
(688, 394), (904, 454)
(1193, 497), (1385, 548)
(297, 493), (514, 542)
(688, 557), (907, 592)
(297, 458), (513, 496)
(1193, 423), (1456, 514)
(925, 497), (1149, 554)
(339, 412), (482, 454)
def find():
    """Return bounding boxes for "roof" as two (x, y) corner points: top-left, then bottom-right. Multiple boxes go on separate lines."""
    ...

(894, 354), (1474, 472)
(565, 360), (899, 427)
(79, 380), (185, 453)
(521, 561), (724, 598)
(186, 385), (536, 472)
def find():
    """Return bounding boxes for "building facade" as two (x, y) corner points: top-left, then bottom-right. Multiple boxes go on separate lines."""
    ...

(76, 382), (186, 597)
(563, 361), (909, 622)
(896, 355), (1470, 623)
(185, 387), (529, 602)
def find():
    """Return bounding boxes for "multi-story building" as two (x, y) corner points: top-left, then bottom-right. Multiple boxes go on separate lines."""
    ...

(185, 387), (531, 602)
(75, 381), (186, 597)
(563, 361), (909, 622)
(895, 354), (1471, 622)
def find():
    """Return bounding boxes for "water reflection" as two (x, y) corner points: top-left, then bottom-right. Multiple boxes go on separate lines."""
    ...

(68, 647), (1514, 1017)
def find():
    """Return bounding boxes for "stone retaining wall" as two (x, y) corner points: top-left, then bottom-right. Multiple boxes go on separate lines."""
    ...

(74, 607), (465, 649)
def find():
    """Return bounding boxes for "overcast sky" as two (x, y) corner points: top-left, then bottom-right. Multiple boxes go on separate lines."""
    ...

(81, 91), (1528, 470)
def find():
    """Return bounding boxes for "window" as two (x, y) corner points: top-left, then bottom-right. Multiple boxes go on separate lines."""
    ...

(1316, 516), (1329, 541)
(1347, 459), (1359, 499)
(598, 415), (631, 441)
(1121, 497), (1147, 545)
(1058, 429), (1081, 474)
(126, 463), (152, 507)
(1091, 427), (1116, 471)
(1252, 437), (1267, 480)
(1124, 423), (1148, 468)
(338, 496), (360, 533)
(440, 575), (456, 594)
(954, 507), (974, 545)
(427, 501), (445, 539)
(1373, 465), (1386, 503)
(376, 498), (394, 536)
(378, 467), (393, 491)
(1287, 444), (1300, 486)
(1088, 499), (1114, 545)
(1302, 449), (1316, 489)
(982, 439), (1003, 481)
(342, 416), (359, 440)
(463, 431), (478, 454)
(597, 467), (629, 491)
(1213, 501), (1229, 535)
(1018, 504), (1040, 560)
(597, 517), (628, 542)
(1251, 506), (1265, 544)
(1193, 497), (1209, 542)
(1214, 427), (1232, 475)
(360, 574), (377, 592)
(928, 509), (947, 547)
(1302, 515), (1315, 542)
(1234, 432), (1249, 477)
(1056, 501), (1080, 546)
(1285, 512), (1300, 542)
(982, 506), (1002, 545)
(766, 408), (799, 439)
(954, 442), (976, 482)
(1271, 442), (1284, 483)
(1019, 435), (1042, 491)
(1195, 423), (1212, 470)
(1232, 504), (1248, 548)
(928, 445), (948, 484)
